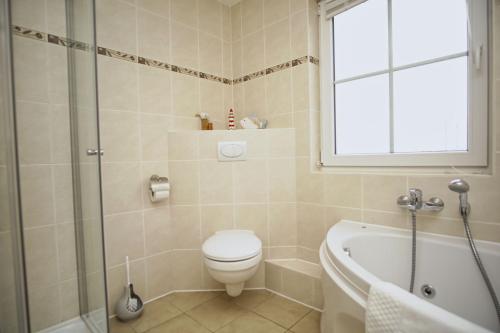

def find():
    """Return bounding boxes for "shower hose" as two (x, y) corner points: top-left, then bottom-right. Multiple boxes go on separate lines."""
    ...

(409, 211), (416, 293)
(462, 215), (500, 327)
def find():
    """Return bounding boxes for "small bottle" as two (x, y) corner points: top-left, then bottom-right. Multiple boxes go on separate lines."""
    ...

(228, 108), (235, 130)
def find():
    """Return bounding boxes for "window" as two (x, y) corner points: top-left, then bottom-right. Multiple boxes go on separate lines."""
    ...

(319, 0), (489, 167)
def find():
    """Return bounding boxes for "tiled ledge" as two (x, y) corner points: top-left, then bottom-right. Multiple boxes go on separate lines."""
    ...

(265, 259), (323, 310)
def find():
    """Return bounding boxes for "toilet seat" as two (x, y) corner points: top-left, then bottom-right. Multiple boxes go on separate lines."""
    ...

(202, 230), (262, 262)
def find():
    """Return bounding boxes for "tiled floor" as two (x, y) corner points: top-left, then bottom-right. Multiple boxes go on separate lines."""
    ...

(110, 290), (321, 333)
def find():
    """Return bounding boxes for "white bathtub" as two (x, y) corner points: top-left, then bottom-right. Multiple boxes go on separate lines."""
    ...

(320, 220), (500, 333)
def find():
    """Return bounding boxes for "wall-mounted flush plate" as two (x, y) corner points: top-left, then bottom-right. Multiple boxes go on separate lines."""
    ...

(218, 141), (247, 161)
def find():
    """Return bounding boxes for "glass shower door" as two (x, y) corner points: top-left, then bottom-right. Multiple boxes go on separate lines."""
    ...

(66, 0), (109, 332)
(0, 0), (29, 331)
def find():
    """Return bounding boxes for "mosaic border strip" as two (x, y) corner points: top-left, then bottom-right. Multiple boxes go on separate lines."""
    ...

(13, 25), (318, 86)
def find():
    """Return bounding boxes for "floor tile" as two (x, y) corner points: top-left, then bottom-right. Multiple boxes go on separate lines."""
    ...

(216, 312), (286, 333)
(290, 311), (321, 333)
(147, 314), (211, 333)
(129, 298), (182, 333)
(228, 290), (274, 310)
(254, 295), (310, 329)
(109, 318), (135, 333)
(186, 296), (247, 331)
(165, 291), (221, 312)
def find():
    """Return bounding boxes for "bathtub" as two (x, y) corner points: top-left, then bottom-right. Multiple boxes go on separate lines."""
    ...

(319, 220), (500, 333)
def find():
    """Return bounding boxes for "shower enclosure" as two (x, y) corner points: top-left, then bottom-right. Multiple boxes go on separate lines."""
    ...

(0, 0), (108, 332)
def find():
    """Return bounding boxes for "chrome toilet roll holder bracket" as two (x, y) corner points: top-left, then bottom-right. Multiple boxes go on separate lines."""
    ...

(150, 174), (168, 185)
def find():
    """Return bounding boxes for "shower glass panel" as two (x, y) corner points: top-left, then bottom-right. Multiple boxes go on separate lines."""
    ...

(0, 0), (29, 332)
(66, 0), (108, 331)
(6, 0), (108, 331)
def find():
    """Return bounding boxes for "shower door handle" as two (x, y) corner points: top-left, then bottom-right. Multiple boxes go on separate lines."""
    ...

(86, 148), (104, 156)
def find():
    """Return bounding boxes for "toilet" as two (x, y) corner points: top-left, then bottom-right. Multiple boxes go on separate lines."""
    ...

(202, 230), (262, 297)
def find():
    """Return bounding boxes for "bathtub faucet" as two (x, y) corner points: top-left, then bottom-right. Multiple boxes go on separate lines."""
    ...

(397, 188), (444, 213)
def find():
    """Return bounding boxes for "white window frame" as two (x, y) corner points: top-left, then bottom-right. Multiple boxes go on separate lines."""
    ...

(319, 0), (489, 167)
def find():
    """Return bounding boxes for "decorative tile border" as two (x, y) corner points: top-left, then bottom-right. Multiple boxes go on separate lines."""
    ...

(12, 25), (318, 86)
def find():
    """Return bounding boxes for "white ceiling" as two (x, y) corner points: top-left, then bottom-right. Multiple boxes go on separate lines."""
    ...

(218, 0), (241, 7)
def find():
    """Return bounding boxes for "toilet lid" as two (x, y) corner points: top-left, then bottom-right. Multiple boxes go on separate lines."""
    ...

(202, 230), (262, 262)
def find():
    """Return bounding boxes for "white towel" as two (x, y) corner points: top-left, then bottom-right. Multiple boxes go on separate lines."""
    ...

(365, 282), (491, 333)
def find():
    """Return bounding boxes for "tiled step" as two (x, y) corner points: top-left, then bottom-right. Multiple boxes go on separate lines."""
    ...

(265, 259), (323, 310)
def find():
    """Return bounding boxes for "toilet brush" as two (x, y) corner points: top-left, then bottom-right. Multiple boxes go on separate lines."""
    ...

(115, 256), (144, 321)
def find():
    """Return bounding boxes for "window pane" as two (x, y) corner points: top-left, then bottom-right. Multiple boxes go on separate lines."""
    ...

(335, 74), (390, 154)
(333, 0), (388, 80)
(393, 57), (468, 153)
(392, 0), (467, 66)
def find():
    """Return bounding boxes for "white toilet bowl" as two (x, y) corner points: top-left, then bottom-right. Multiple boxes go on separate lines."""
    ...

(202, 230), (262, 297)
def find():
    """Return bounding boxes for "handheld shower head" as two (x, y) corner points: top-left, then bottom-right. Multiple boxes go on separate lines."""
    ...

(448, 179), (470, 217)
(448, 179), (470, 193)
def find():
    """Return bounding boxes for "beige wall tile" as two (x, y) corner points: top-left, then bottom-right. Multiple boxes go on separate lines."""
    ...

(200, 80), (224, 122)
(102, 162), (143, 214)
(363, 175), (407, 213)
(296, 158), (323, 204)
(13, 37), (48, 103)
(140, 113), (170, 161)
(234, 159), (268, 203)
(172, 205), (201, 249)
(98, 56), (138, 112)
(104, 211), (145, 266)
(138, 10), (170, 63)
(28, 284), (60, 331)
(269, 158), (296, 202)
(146, 252), (173, 298)
(363, 210), (408, 229)
(57, 223), (77, 280)
(292, 62), (309, 112)
(235, 204), (268, 245)
(269, 203), (297, 246)
(24, 226), (58, 287)
(59, 279), (79, 321)
(268, 246), (297, 259)
(16, 101), (51, 164)
(144, 206), (172, 255)
(53, 165), (74, 223)
(11, 0), (47, 31)
(232, 40), (243, 78)
(171, 22), (199, 70)
(222, 5), (232, 42)
(297, 203), (324, 250)
(200, 33), (223, 76)
(231, 3), (242, 41)
(266, 71), (292, 117)
(139, 66), (171, 115)
(201, 205), (234, 241)
(172, 250), (203, 290)
(172, 72), (200, 117)
(47, 44), (69, 104)
(290, 0), (307, 13)
(138, 0), (170, 18)
(244, 77), (266, 117)
(199, 0), (223, 37)
(291, 11), (308, 59)
(324, 174), (362, 208)
(267, 113), (293, 128)
(264, 0), (290, 26)
(265, 262), (283, 292)
(324, 206), (362, 230)
(171, 0), (198, 26)
(169, 131), (199, 160)
(200, 160), (234, 204)
(96, 0), (137, 55)
(282, 269), (314, 306)
(265, 18), (291, 67)
(169, 161), (199, 204)
(51, 104), (71, 164)
(100, 109), (140, 162)
(19, 165), (54, 228)
(242, 30), (265, 75)
(242, 0), (263, 36)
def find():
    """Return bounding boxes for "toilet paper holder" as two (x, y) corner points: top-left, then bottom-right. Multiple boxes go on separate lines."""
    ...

(149, 175), (170, 202)
(150, 174), (168, 185)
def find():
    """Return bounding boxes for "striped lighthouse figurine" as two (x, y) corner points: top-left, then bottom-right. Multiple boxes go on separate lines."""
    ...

(228, 108), (236, 130)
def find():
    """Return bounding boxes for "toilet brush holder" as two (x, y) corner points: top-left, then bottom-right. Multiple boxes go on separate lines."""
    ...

(115, 257), (144, 321)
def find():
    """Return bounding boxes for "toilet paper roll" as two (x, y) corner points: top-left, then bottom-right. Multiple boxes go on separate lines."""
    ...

(149, 190), (169, 202)
(151, 182), (170, 192)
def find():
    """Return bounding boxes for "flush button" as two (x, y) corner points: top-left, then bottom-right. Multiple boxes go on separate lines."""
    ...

(218, 141), (247, 161)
